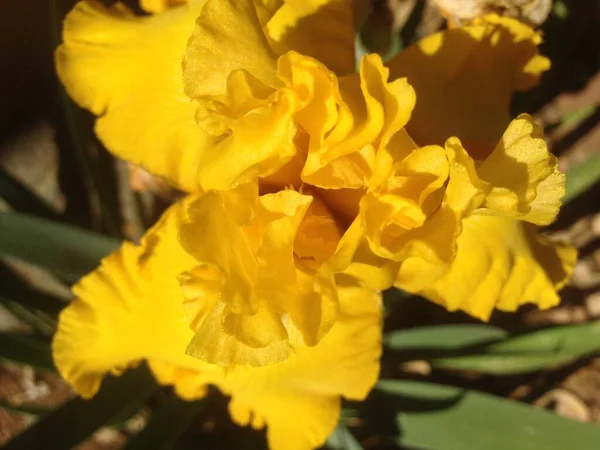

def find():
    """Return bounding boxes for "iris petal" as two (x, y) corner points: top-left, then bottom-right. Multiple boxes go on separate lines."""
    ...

(56, 0), (215, 191)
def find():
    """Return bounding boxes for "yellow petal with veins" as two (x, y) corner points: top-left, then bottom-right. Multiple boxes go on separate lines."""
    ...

(330, 220), (401, 291)
(266, 0), (356, 75)
(222, 284), (381, 450)
(386, 14), (549, 158)
(302, 54), (416, 189)
(183, 0), (279, 103)
(52, 196), (199, 398)
(184, 299), (294, 367)
(396, 216), (576, 321)
(56, 0), (215, 192)
(147, 360), (207, 400)
(179, 184), (343, 363)
(195, 89), (298, 191)
(185, 49), (415, 194)
(361, 144), (449, 261)
(361, 135), (487, 269)
(475, 114), (564, 225)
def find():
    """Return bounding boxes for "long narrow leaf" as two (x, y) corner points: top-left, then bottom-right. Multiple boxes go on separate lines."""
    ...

(0, 264), (67, 315)
(430, 322), (600, 374)
(0, 297), (55, 336)
(0, 169), (61, 220)
(384, 324), (507, 351)
(124, 397), (205, 450)
(50, 0), (122, 238)
(564, 151), (600, 203)
(0, 212), (119, 282)
(376, 379), (600, 450)
(0, 332), (54, 370)
(0, 263), (65, 335)
(2, 365), (156, 450)
(326, 422), (363, 450)
(385, 323), (600, 375)
(57, 87), (123, 238)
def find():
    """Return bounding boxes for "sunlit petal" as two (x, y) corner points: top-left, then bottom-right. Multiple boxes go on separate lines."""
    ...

(52, 197), (201, 397)
(56, 0), (216, 191)
(266, 0), (355, 75)
(397, 216), (577, 321)
(387, 14), (549, 157)
(475, 114), (564, 225)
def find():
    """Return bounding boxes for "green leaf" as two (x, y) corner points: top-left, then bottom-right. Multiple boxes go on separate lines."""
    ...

(384, 324), (507, 351)
(375, 379), (600, 450)
(57, 87), (123, 238)
(383, 324), (509, 365)
(0, 298), (56, 337)
(0, 264), (67, 315)
(50, 0), (122, 239)
(0, 211), (119, 283)
(0, 169), (61, 221)
(430, 322), (600, 375)
(384, 323), (600, 375)
(0, 263), (65, 335)
(0, 401), (52, 417)
(0, 332), (54, 371)
(564, 151), (600, 203)
(326, 422), (363, 450)
(124, 397), (206, 450)
(3, 365), (157, 450)
(560, 105), (595, 127)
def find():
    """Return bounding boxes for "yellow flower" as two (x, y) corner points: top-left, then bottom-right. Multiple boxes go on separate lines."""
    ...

(180, 2), (575, 323)
(54, 193), (382, 449)
(53, 2), (576, 447)
(55, 0), (575, 347)
(177, 1), (573, 326)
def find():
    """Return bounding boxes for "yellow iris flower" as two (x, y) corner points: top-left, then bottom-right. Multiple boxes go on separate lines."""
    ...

(54, 0), (576, 448)
(54, 192), (382, 449)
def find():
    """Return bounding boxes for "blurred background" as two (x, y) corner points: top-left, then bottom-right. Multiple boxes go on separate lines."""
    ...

(1, 0), (599, 448)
